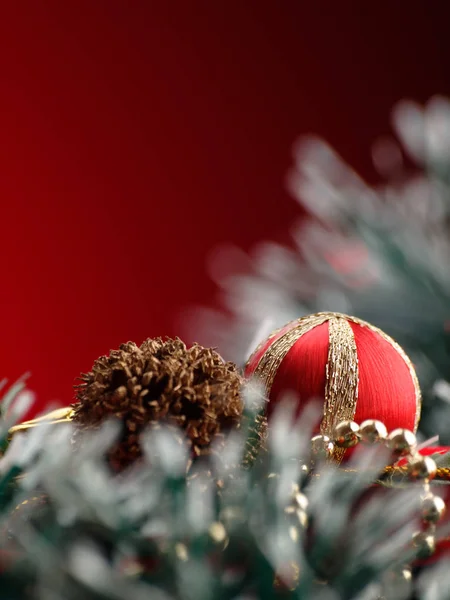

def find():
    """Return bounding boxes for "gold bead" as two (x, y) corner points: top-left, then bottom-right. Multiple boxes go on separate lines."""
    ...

(293, 492), (308, 512)
(392, 566), (412, 584)
(284, 508), (308, 528)
(407, 455), (437, 481)
(381, 566), (412, 600)
(359, 419), (388, 444)
(175, 542), (189, 561)
(412, 531), (436, 558)
(289, 526), (299, 542)
(310, 435), (334, 460)
(399, 566), (412, 582)
(422, 494), (446, 523)
(386, 429), (417, 456)
(286, 491), (309, 528)
(300, 463), (310, 476)
(332, 420), (360, 448)
(208, 522), (229, 550)
(298, 509), (308, 528)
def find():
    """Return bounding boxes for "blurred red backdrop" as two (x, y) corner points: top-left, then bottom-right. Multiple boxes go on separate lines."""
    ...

(0, 1), (449, 415)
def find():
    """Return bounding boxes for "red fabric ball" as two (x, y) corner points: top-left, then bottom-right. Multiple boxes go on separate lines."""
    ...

(245, 312), (421, 438)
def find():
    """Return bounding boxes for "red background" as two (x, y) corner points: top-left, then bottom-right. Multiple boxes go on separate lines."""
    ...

(1, 2), (450, 416)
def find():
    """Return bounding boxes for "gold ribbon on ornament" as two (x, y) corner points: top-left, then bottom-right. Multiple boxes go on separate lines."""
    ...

(321, 317), (359, 462)
(8, 313), (422, 466)
(246, 312), (422, 463)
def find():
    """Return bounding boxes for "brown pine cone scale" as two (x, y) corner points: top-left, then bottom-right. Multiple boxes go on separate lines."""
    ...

(72, 338), (243, 470)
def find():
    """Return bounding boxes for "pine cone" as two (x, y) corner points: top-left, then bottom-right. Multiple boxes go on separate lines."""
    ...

(72, 338), (243, 470)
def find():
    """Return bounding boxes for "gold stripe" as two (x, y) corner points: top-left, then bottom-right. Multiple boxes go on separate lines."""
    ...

(247, 311), (421, 463)
(7, 314), (421, 462)
(244, 324), (290, 373)
(250, 313), (331, 398)
(298, 312), (421, 433)
(321, 317), (359, 463)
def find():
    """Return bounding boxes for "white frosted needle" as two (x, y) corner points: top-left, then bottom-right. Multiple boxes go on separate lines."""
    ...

(417, 435), (439, 451)
(245, 318), (274, 362)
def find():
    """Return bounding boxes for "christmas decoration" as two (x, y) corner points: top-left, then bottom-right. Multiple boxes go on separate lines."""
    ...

(8, 406), (73, 437)
(244, 310), (450, 566)
(11, 338), (244, 471)
(315, 417), (446, 562)
(245, 312), (421, 463)
(73, 338), (244, 470)
(3, 379), (450, 600)
(192, 96), (450, 448)
(5, 96), (450, 599)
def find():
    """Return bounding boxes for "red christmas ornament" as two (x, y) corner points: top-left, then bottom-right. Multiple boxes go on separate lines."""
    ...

(246, 312), (450, 566)
(245, 312), (421, 460)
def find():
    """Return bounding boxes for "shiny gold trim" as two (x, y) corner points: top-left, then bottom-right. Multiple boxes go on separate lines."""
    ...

(246, 312), (422, 461)
(244, 323), (290, 373)
(8, 407), (74, 438)
(310, 465), (450, 482)
(321, 317), (359, 463)
(250, 313), (331, 398)
(8, 314), (421, 465)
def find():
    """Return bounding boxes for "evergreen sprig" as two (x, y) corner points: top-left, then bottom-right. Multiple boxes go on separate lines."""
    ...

(0, 383), (448, 600)
(193, 96), (450, 445)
